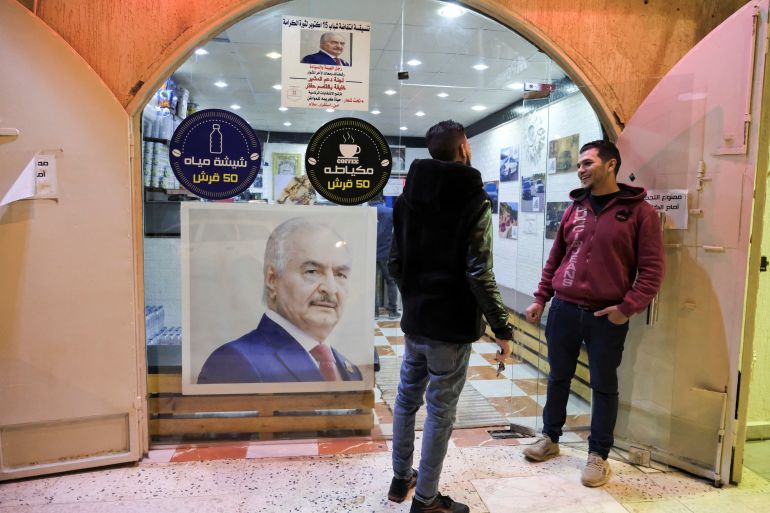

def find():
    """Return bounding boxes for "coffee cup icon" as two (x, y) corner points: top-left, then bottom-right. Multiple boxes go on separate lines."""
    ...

(339, 144), (361, 158)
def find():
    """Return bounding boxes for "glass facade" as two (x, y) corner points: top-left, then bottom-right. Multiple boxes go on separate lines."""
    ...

(141, 0), (615, 447)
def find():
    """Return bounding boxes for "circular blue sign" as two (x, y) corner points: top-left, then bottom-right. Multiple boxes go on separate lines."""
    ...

(169, 109), (262, 200)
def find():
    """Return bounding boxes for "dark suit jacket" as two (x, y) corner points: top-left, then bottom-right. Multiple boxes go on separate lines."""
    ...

(301, 51), (350, 66)
(197, 314), (363, 384)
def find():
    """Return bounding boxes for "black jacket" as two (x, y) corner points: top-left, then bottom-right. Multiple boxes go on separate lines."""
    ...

(389, 158), (513, 343)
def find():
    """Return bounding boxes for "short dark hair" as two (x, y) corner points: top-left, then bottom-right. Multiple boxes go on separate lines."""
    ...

(425, 120), (466, 161)
(580, 140), (621, 175)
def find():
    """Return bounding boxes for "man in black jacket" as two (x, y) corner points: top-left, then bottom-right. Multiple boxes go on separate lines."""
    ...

(387, 120), (513, 513)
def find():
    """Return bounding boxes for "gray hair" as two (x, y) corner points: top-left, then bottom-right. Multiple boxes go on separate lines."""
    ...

(262, 217), (348, 303)
(320, 32), (344, 45)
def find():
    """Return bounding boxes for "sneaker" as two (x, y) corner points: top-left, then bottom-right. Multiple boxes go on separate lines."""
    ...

(387, 310), (401, 319)
(522, 435), (560, 462)
(388, 468), (417, 502)
(581, 452), (611, 487)
(410, 493), (469, 513)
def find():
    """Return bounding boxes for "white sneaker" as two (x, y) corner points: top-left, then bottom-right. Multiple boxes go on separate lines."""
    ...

(522, 435), (560, 462)
(581, 452), (611, 487)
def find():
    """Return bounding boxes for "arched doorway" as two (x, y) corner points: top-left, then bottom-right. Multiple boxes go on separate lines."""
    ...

(136, 0), (606, 450)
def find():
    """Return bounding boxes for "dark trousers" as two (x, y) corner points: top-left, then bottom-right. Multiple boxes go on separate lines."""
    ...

(542, 298), (629, 459)
(376, 259), (398, 313)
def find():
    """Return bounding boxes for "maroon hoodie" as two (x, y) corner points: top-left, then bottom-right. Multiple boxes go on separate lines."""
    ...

(534, 184), (664, 317)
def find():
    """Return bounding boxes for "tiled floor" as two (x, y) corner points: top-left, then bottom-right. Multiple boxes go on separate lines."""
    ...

(4, 319), (768, 511)
(374, 317), (590, 439)
(3, 437), (769, 512)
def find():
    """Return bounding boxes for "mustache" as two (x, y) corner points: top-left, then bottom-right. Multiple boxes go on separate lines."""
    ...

(310, 294), (338, 308)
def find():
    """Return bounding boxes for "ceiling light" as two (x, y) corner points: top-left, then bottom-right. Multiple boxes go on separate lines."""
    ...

(437, 92), (449, 98)
(194, 48), (209, 56)
(325, 108), (335, 113)
(415, 111), (425, 117)
(283, 122), (292, 126)
(272, 84), (282, 90)
(438, 5), (464, 17)
(214, 80), (228, 88)
(230, 104), (241, 110)
(407, 59), (422, 66)
(400, 126), (408, 131)
(471, 105), (487, 111)
(279, 106), (288, 111)
(371, 109), (381, 115)
(507, 82), (525, 90)
(473, 64), (489, 71)
(265, 52), (282, 59)
(384, 89), (397, 95)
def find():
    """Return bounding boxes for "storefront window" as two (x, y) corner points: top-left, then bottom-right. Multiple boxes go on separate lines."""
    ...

(141, 0), (604, 445)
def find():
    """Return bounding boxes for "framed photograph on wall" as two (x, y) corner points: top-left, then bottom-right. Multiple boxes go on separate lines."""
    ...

(180, 203), (376, 395)
(548, 134), (580, 173)
(499, 146), (519, 182)
(498, 202), (518, 239)
(521, 172), (546, 212)
(546, 201), (571, 239)
(272, 152), (301, 199)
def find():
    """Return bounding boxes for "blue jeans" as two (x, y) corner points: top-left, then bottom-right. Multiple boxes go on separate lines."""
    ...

(392, 335), (471, 503)
(376, 259), (399, 313)
(542, 298), (629, 459)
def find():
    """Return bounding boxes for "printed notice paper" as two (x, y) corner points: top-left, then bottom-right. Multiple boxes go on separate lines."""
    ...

(645, 189), (688, 229)
(1, 152), (58, 206)
(281, 17), (371, 111)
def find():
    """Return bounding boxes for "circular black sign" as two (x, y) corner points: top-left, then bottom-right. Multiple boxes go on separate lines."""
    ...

(305, 118), (391, 205)
(169, 109), (261, 200)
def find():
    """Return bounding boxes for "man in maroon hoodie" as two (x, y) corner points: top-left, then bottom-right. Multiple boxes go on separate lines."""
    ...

(522, 140), (664, 487)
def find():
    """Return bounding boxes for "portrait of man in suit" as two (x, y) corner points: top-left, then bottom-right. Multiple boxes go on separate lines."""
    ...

(301, 32), (351, 66)
(197, 217), (362, 384)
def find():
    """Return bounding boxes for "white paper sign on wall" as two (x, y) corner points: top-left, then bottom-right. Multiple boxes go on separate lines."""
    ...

(645, 189), (688, 229)
(0, 151), (58, 206)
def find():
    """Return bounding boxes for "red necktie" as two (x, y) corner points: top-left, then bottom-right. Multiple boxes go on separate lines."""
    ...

(335, 57), (342, 66)
(310, 343), (338, 381)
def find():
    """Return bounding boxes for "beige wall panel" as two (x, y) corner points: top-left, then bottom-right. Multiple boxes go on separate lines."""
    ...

(0, 0), (142, 478)
(30, 0), (746, 128)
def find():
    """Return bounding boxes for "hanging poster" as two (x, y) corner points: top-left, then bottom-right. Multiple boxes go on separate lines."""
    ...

(281, 17), (371, 111)
(181, 203), (376, 395)
(498, 202), (518, 239)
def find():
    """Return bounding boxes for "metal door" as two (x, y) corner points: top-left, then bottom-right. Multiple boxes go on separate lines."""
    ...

(0, 0), (144, 480)
(614, 0), (768, 485)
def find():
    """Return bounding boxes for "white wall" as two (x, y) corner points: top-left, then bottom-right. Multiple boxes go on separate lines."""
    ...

(470, 94), (602, 304)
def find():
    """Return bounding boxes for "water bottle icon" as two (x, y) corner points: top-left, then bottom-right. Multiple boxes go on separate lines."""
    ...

(210, 124), (223, 154)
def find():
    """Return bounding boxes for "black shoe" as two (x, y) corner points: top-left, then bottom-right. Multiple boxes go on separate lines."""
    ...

(387, 310), (401, 319)
(409, 493), (469, 513)
(388, 468), (418, 503)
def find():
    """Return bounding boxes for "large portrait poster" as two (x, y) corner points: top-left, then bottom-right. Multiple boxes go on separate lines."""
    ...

(281, 17), (371, 111)
(181, 203), (376, 394)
